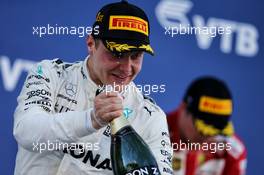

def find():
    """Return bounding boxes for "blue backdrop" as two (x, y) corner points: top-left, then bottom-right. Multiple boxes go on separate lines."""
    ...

(0, 0), (263, 174)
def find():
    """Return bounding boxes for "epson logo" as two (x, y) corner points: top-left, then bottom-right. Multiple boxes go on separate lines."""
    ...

(26, 89), (51, 100)
(126, 166), (160, 175)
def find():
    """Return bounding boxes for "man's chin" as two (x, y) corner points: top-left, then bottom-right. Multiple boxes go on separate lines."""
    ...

(110, 78), (131, 86)
(110, 74), (134, 84)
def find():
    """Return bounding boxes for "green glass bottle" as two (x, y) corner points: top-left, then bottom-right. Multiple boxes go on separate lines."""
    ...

(110, 115), (161, 175)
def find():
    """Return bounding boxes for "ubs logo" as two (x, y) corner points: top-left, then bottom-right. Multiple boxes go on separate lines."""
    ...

(65, 83), (77, 96)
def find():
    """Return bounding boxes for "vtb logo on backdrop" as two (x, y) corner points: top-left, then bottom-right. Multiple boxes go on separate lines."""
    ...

(156, 0), (259, 57)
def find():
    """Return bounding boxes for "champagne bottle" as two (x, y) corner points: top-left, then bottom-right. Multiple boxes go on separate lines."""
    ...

(96, 87), (160, 175)
(110, 116), (161, 175)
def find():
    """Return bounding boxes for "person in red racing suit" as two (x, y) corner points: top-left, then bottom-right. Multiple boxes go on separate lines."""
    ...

(167, 77), (247, 175)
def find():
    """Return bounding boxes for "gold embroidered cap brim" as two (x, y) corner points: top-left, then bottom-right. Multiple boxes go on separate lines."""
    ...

(103, 40), (154, 56)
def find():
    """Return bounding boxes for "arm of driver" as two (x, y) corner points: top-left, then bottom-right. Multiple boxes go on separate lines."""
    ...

(13, 60), (96, 153)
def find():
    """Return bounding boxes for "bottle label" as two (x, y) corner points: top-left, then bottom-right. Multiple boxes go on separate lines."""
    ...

(125, 166), (160, 175)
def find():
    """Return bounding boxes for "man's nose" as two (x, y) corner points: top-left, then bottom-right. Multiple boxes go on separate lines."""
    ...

(118, 57), (132, 72)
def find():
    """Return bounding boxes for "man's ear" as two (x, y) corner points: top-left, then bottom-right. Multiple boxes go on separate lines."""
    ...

(179, 102), (187, 113)
(179, 102), (192, 118)
(86, 35), (96, 55)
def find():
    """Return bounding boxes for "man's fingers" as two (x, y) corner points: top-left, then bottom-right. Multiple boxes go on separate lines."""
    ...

(94, 96), (122, 109)
(105, 111), (123, 120)
(91, 110), (108, 128)
(92, 110), (122, 129)
(98, 91), (119, 98)
(95, 106), (123, 119)
(92, 90), (124, 129)
(104, 104), (123, 113)
(105, 96), (123, 104)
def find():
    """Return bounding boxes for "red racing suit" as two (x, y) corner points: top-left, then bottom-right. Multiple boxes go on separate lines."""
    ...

(167, 110), (247, 175)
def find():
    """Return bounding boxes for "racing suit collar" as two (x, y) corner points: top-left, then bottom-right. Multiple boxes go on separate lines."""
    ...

(82, 56), (99, 98)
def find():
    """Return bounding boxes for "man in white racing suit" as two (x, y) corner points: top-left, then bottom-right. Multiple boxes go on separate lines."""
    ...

(13, 1), (173, 175)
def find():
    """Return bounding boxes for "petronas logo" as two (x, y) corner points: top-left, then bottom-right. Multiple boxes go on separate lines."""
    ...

(123, 108), (133, 119)
(37, 65), (43, 75)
